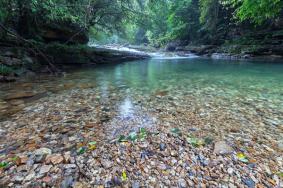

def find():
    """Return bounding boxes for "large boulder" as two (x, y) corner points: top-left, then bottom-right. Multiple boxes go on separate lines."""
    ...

(39, 22), (89, 44)
(43, 43), (150, 65)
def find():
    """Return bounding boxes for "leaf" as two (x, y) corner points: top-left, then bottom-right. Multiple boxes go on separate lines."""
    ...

(140, 127), (146, 134)
(171, 128), (181, 135)
(88, 141), (97, 146)
(0, 161), (8, 168)
(204, 137), (213, 145)
(127, 132), (138, 141)
(11, 156), (19, 161)
(139, 128), (147, 141)
(77, 147), (86, 155)
(236, 153), (249, 163)
(121, 170), (127, 181)
(118, 135), (128, 143)
(187, 136), (204, 147)
(277, 172), (283, 178)
(88, 141), (97, 150)
(88, 145), (96, 150)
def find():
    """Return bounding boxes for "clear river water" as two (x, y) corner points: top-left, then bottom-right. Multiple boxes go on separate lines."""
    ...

(1, 57), (283, 186)
(1, 57), (283, 122)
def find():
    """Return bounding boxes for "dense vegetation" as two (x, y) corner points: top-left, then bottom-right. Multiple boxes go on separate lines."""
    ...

(0, 0), (283, 48)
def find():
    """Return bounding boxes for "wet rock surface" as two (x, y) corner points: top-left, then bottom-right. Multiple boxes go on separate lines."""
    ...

(0, 59), (282, 187)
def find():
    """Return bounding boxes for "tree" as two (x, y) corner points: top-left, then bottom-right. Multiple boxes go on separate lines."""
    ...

(224, 0), (283, 25)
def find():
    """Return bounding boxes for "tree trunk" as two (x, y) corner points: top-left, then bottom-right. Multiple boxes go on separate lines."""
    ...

(17, 0), (33, 38)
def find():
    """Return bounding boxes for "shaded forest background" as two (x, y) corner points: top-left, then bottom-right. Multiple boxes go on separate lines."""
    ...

(1, 0), (283, 46)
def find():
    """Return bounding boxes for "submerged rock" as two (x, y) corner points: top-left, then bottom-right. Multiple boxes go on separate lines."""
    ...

(34, 148), (52, 155)
(4, 91), (36, 100)
(213, 141), (233, 154)
(39, 165), (52, 175)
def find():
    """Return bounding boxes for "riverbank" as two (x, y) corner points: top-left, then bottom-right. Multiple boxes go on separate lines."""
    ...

(0, 42), (149, 83)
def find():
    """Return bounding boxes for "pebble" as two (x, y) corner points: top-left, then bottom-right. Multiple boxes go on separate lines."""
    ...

(160, 143), (166, 151)
(39, 165), (52, 175)
(0, 74), (282, 187)
(25, 172), (36, 181)
(227, 168), (234, 175)
(213, 141), (233, 154)
(178, 179), (187, 188)
(242, 178), (255, 188)
(101, 160), (113, 169)
(34, 148), (52, 155)
(60, 176), (74, 188)
(132, 181), (140, 188)
(46, 154), (64, 165)
(14, 176), (24, 183)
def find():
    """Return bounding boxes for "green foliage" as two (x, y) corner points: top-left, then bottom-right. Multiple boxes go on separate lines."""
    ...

(224, 0), (283, 24)
(0, 65), (14, 76)
(1, 0), (282, 46)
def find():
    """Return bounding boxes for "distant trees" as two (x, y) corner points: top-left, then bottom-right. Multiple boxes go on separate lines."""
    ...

(128, 0), (283, 45)
(226, 0), (283, 25)
(1, 0), (282, 45)
(0, 0), (142, 38)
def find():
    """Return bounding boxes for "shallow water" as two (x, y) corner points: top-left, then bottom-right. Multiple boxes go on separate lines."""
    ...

(0, 58), (283, 124)
(1, 57), (283, 186)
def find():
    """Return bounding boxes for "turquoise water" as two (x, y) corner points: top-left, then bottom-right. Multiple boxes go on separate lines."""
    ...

(0, 58), (283, 124)
(67, 58), (283, 109)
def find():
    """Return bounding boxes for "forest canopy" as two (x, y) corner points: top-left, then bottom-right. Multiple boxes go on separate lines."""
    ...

(0, 0), (283, 46)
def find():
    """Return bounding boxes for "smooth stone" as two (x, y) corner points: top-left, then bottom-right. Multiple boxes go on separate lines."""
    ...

(101, 160), (113, 169)
(213, 141), (233, 154)
(63, 152), (71, 163)
(227, 167), (234, 175)
(160, 143), (166, 151)
(132, 181), (140, 188)
(278, 141), (283, 151)
(242, 178), (255, 188)
(64, 164), (77, 169)
(4, 91), (36, 100)
(158, 163), (167, 170)
(35, 154), (46, 163)
(25, 172), (36, 181)
(14, 176), (24, 183)
(34, 148), (52, 155)
(60, 176), (74, 188)
(73, 182), (84, 188)
(39, 165), (52, 175)
(46, 154), (64, 165)
(178, 179), (187, 188)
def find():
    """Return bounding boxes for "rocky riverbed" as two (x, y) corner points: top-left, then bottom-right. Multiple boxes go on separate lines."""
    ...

(0, 59), (283, 187)
(0, 87), (282, 187)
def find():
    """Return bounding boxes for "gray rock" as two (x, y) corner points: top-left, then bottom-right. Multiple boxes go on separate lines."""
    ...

(35, 154), (46, 163)
(227, 167), (234, 175)
(242, 177), (255, 188)
(39, 165), (52, 175)
(14, 176), (24, 183)
(159, 143), (166, 151)
(213, 141), (233, 154)
(25, 172), (36, 181)
(34, 148), (52, 155)
(101, 160), (113, 169)
(278, 141), (283, 151)
(178, 179), (187, 188)
(64, 164), (77, 169)
(60, 176), (74, 188)
(132, 181), (140, 188)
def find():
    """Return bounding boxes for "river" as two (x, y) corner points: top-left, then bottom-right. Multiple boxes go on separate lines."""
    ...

(0, 56), (283, 186)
